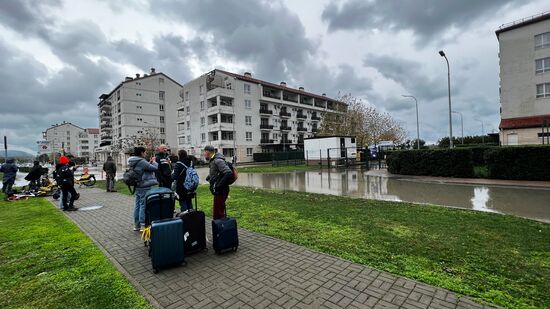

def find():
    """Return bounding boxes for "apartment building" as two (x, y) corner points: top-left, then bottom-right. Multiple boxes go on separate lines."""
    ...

(42, 122), (99, 161)
(176, 69), (347, 162)
(497, 12), (550, 145)
(95, 69), (183, 164)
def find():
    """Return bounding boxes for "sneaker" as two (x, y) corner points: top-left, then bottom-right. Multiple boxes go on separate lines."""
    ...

(67, 207), (78, 211)
(133, 226), (140, 231)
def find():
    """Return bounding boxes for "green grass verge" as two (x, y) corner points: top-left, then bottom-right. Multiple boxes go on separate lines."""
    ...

(0, 192), (151, 309)
(100, 180), (550, 308)
(237, 164), (322, 173)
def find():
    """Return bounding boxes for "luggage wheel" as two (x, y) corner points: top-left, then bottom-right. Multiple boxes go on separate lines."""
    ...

(182, 261), (188, 267)
(153, 268), (159, 274)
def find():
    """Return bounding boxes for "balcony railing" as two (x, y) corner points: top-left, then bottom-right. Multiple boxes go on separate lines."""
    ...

(297, 127), (307, 132)
(279, 111), (291, 117)
(260, 139), (274, 144)
(283, 95), (298, 103)
(100, 124), (112, 129)
(280, 126), (292, 131)
(263, 91), (280, 99)
(259, 109), (273, 115)
(260, 124), (274, 130)
(311, 115), (321, 121)
(296, 113), (306, 119)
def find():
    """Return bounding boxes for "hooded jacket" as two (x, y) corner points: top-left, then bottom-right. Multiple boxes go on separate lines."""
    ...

(0, 158), (18, 183)
(207, 152), (232, 193)
(128, 156), (159, 188)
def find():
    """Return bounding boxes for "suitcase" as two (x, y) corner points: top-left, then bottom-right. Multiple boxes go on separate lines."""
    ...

(212, 206), (239, 254)
(150, 218), (186, 273)
(178, 192), (207, 255)
(144, 187), (175, 226)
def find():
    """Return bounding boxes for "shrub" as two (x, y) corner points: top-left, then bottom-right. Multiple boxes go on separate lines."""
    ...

(387, 149), (474, 178)
(253, 152), (273, 162)
(485, 146), (550, 180)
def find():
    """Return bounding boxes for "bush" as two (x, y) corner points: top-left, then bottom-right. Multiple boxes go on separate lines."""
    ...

(468, 146), (498, 165)
(387, 149), (474, 178)
(253, 152), (273, 162)
(485, 146), (550, 180)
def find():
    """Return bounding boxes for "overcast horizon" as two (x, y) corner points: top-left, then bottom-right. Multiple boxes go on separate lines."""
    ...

(0, 0), (549, 154)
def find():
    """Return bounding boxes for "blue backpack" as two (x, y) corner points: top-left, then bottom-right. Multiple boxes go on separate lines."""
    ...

(178, 162), (199, 192)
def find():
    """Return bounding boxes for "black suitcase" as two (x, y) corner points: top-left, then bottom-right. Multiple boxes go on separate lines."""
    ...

(178, 193), (207, 255)
(150, 218), (186, 273)
(212, 206), (239, 254)
(144, 187), (175, 226)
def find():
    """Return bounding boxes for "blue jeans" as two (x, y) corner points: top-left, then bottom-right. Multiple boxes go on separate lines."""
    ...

(134, 187), (149, 227)
(179, 198), (193, 212)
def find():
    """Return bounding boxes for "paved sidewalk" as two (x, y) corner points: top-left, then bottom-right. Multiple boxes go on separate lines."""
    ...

(52, 188), (498, 309)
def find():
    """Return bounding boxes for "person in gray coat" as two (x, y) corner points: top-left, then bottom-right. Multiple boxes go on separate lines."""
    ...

(1, 158), (18, 198)
(127, 147), (158, 231)
(204, 146), (232, 219)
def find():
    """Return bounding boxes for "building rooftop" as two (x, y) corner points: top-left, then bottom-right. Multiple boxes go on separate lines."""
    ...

(496, 11), (550, 38)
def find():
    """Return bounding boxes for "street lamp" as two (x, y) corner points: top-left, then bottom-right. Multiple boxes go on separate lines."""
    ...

(475, 119), (485, 144)
(439, 50), (453, 148)
(401, 95), (420, 149)
(452, 111), (464, 144)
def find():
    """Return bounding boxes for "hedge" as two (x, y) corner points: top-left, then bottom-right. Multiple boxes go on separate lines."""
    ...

(253, 152), (272, 162)
(485, 146), (550, 180)
(253, 151), (304, 162)
(387, 149), (474, 178)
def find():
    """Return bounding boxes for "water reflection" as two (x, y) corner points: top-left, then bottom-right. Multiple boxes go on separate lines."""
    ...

(234, 169), (550, 223)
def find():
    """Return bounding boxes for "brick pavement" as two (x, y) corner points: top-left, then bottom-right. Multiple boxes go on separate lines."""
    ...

(51, 187), (499, 309)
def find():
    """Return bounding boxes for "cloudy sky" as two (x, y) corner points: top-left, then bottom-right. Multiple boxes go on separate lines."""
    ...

(0, 0), (548, 153)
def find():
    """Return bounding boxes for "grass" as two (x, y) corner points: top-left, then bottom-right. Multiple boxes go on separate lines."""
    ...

(0, 191), (151, 309)
(473, 165), (489, 178)
(237, 164), (322, 173)
(101, 180), (550, 308)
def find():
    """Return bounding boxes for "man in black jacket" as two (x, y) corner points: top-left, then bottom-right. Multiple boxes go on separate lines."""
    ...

(204, 146), (232, 219)
(155, 144), (172, 188)
(102, 156), (117, 192)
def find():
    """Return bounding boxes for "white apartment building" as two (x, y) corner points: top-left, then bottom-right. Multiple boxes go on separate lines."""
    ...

(176, 69), (347, 162)
(42, 122), (99, 161)
(497, 12), (550, 145)
(95, 69), (183, 165)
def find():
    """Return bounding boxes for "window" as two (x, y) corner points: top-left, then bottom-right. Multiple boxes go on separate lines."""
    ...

(201, 117), (205, 126)
(536, 58), (550, 74)
(245, 116), (252, 126)
(179, 137), (185, 144)
(244, 83), (251, 94)
(536, 83), (550, 98)
(66, 137), (70, 141)
(159, 78), (164, 83)
(187, 122), (190, 129)
(222, 131), (234, 140)
(136, 105), (142, 110)
(136, 93), (142, 96)
(247, 148), (253, 157)
(161, 139), (165, 144)
(66, 131), (70, 135)
(160, 128), (165, 134)
(187, 135), (191, 143)
(246, 132), (252, 141)
(160, 116), (165, 123)
(226, 83), (232, 89)
(117, 90), (120, 100)
(159, 91), (165, 100)
(535, 32), (550, 49)
(185, 91), (189, 101)
(117, 102), (121, 113)
(199, 85), (204, 94)
(200, 101), (204, 111)
(137, 117), (143, 122)
(178, 110), (185, 117)
(245, 99), (251, 109)
(118, 115), (121, 125)
(178, 123), (185, 131)
(160, 104), (165, 111)
(201, 133), (206, 142)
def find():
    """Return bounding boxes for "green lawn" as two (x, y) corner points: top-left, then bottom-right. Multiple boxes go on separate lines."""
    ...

(101, 180), (550, 308)
(237, 164), (322, 173)
(0, 192), (151, 309)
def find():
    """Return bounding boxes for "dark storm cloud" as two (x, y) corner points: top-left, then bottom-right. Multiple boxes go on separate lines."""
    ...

(0, 0), (61, 35)
(322, 0), (528, 43)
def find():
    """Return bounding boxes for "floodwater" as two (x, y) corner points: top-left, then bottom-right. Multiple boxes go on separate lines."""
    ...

(232, 169), (550, 223)
(13, 166), (550, 223)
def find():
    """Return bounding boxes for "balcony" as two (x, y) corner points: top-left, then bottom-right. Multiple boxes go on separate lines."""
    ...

(260, 124), (274, 130)
(297, 127), (307, 132)
(208, 122), (234, 131)
(311, 115), (321, 121)
(260, 139), (274, 144)
(312, 128), (319, 133)
(279, 111), (291, 117)
(259, 108), (273, 115)
(101, 112), (112, 117)
(207, 104), (234, 115)
(296, 113), (307, 119)
(263, 91), (280, 99)
(100, 123), (112, 129)
(206, 87), (235, 99)
(280, 126), (292, 131)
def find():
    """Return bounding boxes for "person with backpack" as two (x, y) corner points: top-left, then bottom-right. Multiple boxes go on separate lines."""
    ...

(127, 146), (159, 231)
(154, 144), (172, 188)
(204, 146), (233, 220)
(56, 156), (78, 211)
(102, 156), (117, 192)
(1, 158), (18, 199)
(171, 149), (199, 211)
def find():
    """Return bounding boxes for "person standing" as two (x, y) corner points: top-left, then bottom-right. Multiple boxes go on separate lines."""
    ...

(1, 158), (18, 199)
(155, 144), (172, 188)
(204, 146), (232, 220)
(103, 156), (117, 192)
(172, 149), (193, 211)
(127, 147), (158, 231)
(56, 156), (78, 211)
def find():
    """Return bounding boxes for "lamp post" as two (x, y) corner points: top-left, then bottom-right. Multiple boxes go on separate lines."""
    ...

(452, 111), (464, 144)
(475, 119), (485, 144)
(439, 50), (453, 148)
(401, 95), (420, 149)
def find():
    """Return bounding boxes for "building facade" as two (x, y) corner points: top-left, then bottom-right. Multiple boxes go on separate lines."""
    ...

(497, 12), (550, 145)
(95, 69), (183, 165)
(176, 69), (346, 162)
(42, 122), (99, 161)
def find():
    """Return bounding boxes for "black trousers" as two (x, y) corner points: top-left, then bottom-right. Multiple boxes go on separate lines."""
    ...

(61, 183), (77, 209)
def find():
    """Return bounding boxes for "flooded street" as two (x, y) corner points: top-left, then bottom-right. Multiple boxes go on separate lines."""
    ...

(13, 166), (550, 223)
(233, 169), (550, 223)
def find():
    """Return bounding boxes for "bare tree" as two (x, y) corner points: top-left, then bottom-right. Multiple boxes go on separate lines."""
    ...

(110, 127), (162, 164)
(319, 94), (407, 146)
